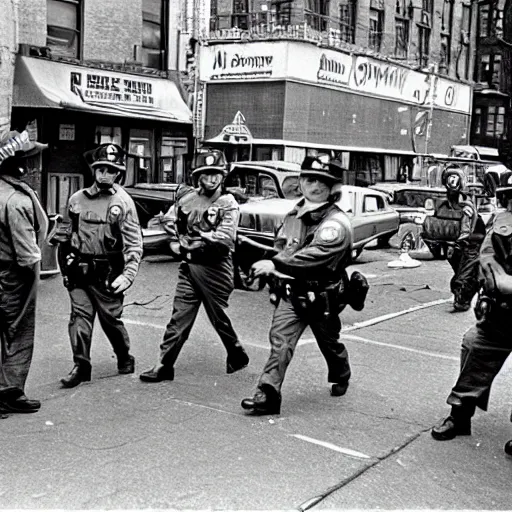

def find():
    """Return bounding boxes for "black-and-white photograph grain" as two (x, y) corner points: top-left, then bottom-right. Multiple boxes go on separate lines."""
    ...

(1, 0), (512, 510)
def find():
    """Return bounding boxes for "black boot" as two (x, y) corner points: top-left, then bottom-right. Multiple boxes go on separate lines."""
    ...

(504, 440), (512, 456)
(0, 394), (41, 413)
(139, 365), (174, 383)
(331, 381), (349, 397)
(118, 355), (135, 374)
(241, 385), (281, 415)
(226, 346), (249, 374)
(431, 407), (472, 441)
(61, 365), (92, 389)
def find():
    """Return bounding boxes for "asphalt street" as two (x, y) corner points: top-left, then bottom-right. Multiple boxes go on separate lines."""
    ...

(1, 247), (511, 510)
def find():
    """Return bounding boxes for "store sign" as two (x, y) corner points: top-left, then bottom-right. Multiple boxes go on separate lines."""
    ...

(200, 42), (471, 114)
(70, 71), (155, 106)
(59, 123), (75, 141)
(210, 111), (253, 143)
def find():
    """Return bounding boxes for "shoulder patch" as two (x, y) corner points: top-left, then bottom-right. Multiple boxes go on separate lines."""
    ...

(319, 219), (343, 243)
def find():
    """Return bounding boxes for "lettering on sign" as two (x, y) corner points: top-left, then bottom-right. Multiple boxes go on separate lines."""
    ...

(317, 53), (350, 86)
(353, 59), (409, 94)
(211, 50), (273, 79)
(70, 71), (155, 106)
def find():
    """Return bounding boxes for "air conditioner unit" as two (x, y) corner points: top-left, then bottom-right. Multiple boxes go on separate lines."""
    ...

(421, 10), (431, 25)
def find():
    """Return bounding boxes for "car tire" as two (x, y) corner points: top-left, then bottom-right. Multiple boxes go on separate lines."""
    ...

(375, 232), (395, 249)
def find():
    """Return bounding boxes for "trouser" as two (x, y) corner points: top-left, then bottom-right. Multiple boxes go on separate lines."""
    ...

(448, 242), (482, 306)
(68, 285), (130, 369)
(0, 264), (38, 396)
(447, 307), (512, 414)
(159, 261), (242, 367)
(257, 298), (351, 395)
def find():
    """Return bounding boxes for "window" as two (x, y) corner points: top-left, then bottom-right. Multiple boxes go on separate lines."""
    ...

(439, 0), (454, 74)
(417, 24), (430, 67)
(486, 106), (506, 137)
(127, 129), (153, 184)
(210, 0), (219, 31)
(46, 0), (81, 58)
(363, 195), (384, 213)
(142, 0), (167, 69)
(339, 190), (355, 215)
(459, 3), (471, 80)
(232, 0), (250, 29)
(395, 18), (409, 58)
(95, 126), (122, 146)
(369, 8), (383, 50)
(476, 53), (502, 87)
(478, 2), (490, 37)
(339, 0), (356, 43)
(305, 0), (330, 32)
(478, 1), (503, 39)
(275, 1), (293, 26)
(160, 138), (188, 184)
(473, 107), (482, 135)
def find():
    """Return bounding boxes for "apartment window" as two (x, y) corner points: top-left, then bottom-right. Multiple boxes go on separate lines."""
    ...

(46, 0), (81, 58)
(417, 24), (430, 67)
(232, 0), (250, 29)
(210, 0), (219, 31)
(142, 0), (167, 69)
(275, 1), (293, 26)
(476, 53), (502, 87)
(395, 18), (409, 58)
(478, 1), (502, 38)
(439, 0), (453, 74)
(486, 106), (506, 137)
(339, 0), (356, 43)
(458, 3), (471, 80)
(160, 138), (188, 184)
(305, 0), (330, 32)
(369, 8), (383, 50)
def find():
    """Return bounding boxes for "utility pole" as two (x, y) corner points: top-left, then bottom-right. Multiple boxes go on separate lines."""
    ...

(499, 0), (512, 168)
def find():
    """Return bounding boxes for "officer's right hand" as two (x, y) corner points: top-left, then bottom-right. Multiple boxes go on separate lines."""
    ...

(110, 275), (131, 294)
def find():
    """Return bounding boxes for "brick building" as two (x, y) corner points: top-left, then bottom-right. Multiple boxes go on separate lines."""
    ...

(193, 0), (478, 184)
(9, 0), (192, 227)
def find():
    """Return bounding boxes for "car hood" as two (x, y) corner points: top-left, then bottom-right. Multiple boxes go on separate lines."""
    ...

(239, 198), (300, 216)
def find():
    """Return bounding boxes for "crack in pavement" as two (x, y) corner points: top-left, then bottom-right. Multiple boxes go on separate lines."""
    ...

(295, 426), (432, 511)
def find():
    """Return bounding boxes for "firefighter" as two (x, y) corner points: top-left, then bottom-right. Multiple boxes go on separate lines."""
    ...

(422, 165), (486, 311)
(0, 130), (48, 414)
(51, 143), (143, 388)
(139, 151), (249, 383)
(240, 157), (368, 415)
(431, 182), (512, 455)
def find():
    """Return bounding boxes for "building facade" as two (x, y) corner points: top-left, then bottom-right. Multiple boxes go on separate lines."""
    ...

(7, 0), (192, 226)
(193, 0), (478, 184)
(469, 0), (508, 150)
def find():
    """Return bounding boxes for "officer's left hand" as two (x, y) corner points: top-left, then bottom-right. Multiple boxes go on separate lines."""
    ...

(110, 275), (131, 294)
(252, 259), (275, 277)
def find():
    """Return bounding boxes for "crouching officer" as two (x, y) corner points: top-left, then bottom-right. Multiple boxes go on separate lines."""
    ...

(139, 151), (249, 383)
(241, 157), (369, 415)
(432, 183), (512, 453)
(422, 165), (485, 311)
(50, 144), (143, 388)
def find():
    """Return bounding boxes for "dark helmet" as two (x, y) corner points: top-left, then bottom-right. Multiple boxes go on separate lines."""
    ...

(0, 130), (47, 169)
(90, 143), (126, 172)
(191, 150), (228, 177)
(300, 156), (346, 183)
(441, 165), (465, 192)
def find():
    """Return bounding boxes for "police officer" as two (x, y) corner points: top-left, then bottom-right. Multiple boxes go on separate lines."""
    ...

(139, 152), (249, 383)
(0, 130), (48, 414)
(53, 143), (143, 388)
(432, 184), (512, 453)
(241, 157), (367, 415)
(423, 166), (485, 311)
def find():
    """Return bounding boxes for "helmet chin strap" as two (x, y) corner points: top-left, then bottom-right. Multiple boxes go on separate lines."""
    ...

(96, 180), (114, 190)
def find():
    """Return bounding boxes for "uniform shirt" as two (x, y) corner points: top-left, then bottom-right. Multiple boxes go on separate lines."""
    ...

(68, 183), (143, 282)
(172, 185), (239, 254)
(272, 199), (353, 283)
(0, 178), (41, 267)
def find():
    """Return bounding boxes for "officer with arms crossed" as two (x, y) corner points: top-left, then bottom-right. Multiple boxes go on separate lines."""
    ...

(51, 144), (143, 388)
(432, 179), (512, 456)
(241, 157), (368, 415)
(0, 130), (48, 415)
(139, 152), (249, 383)
(422, 165), (485, 312)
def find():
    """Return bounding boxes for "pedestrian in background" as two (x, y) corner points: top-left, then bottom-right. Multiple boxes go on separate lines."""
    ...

(241, 157), (368, 415)
(422, 165), (486, 311)
(432, 182), (512, 455)
(50, 144), (143, 388)
(140, 151), (249, 383)
(0, 130), (48, 415)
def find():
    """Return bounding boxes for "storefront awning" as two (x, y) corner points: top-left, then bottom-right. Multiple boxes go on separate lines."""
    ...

(13, 56), (192, 124)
